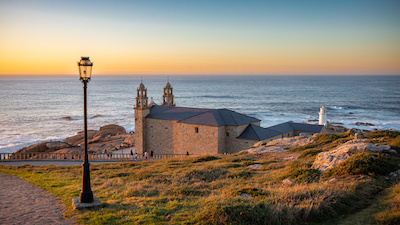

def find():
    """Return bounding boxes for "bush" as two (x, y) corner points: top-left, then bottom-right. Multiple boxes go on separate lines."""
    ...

(288, 144), (318, 152)
(389, 138), (400, 153)
(192, 155), (220, 163)
(364, 130), (400, 139)
(325, 152), (400, 177)
(281, 161), (321, 183)
(184, 167), (228, 182)
(314, 133), (351, 144)
(298, 149), (323, 159)
(235, 188), (269, 197)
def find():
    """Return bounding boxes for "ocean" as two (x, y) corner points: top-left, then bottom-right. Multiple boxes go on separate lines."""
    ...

(1, 75), (400, 153)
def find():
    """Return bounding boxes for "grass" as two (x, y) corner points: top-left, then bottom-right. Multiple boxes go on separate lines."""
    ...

(1, 130), (400, 224)
(324, 152), (400, 177)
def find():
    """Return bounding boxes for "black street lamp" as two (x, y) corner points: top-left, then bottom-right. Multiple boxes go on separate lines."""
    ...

(78, 57), (93, 203)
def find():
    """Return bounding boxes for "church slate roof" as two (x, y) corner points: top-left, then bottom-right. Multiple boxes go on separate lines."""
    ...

(237, 124), (281, 141)
(237, 121), (324, 141)
(146, 105), (260, 126)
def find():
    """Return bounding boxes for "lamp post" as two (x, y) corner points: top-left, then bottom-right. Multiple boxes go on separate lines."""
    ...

(78, 57), (93, 203)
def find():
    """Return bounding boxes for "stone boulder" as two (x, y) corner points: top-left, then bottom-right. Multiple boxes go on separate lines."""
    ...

(239, 193), (252, 199)
(246, 164), (262, 170)
(46, 141), (71, 151)
(123, 135), (135, 145)
(282, 178), (295, 186)
(99, 124), (126, 135)
(64, 130), (98, 146)
(15, 141), (71, 153)
(243, 134), (317, 154)
(268, 135), (315, 148)
(15, 142), (48, 153)
(312, 139), (396, 172)
(245, 146), (286, 154)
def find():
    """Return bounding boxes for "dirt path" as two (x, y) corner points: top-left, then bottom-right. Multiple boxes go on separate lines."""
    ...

(0, 173), (73, 225)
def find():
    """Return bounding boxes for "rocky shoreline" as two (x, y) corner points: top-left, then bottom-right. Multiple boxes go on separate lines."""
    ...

(15, 124), (134, 155)
(13, 121), (377, 155)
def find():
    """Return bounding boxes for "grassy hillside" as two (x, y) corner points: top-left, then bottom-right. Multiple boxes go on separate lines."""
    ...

(1, 130), (400, 224)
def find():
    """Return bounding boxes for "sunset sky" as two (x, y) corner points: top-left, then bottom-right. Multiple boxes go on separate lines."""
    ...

(0, 0), (399, 76)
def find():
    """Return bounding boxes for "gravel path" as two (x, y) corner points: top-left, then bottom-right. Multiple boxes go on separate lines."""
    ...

(0, 173), (73, 225)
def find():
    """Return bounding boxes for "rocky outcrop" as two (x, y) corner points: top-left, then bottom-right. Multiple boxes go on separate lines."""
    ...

(355, 122), (375, 126)
(242, 134), (316, 154)
(312, 139), (396, 172)
(15, 141), (72, 153)
(16, 124), (134, 154)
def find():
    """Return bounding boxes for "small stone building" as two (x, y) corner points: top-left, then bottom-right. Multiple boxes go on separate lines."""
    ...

(134, 82), (326, 155)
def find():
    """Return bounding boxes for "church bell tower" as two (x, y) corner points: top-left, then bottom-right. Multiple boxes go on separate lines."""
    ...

(134, 82), (150, 154)
(162, 81), (175, 106)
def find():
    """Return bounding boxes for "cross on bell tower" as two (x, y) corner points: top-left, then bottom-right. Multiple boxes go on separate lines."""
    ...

(162, 81), (175, 106)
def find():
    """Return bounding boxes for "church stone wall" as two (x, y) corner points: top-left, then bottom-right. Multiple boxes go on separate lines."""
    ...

(174, 123), (219, 155)
(224, 122), (261, 153)
(145, 118), (175, 154)
(134, 108), (150, 154)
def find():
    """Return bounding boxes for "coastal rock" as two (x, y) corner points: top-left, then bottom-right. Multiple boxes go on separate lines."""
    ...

(53, 147), (83, 154)
(15, 142), (48, 153)
(268, 135), (315, 147)
(355, 122), (375, 126)
(99, 124), (127, 135)
(312, 139), (396, 172)
(123, 135), (135, 146)
(46, 142), (71, 151)
(16, 124), (134, 154)
(243, 135), (316, 154)
(64, 130), (98, 146)
(15, 141), (72, 154)
(245, 146), (286, 154)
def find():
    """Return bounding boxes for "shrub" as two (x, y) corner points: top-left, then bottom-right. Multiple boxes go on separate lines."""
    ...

(364, 130), (400, 139)
(389, 138), (400, 153)
(192, 155), (220, 163)
(324, 152), (400, 177)
(298, 149), (323, 159)
(281, 161), (321, 183)
(314, 133), (351, 144)
(228, 170), (253, 179)
(184, 167), (228, 182)
(288, 144), (318, 152)
(235, 187), (270, 197)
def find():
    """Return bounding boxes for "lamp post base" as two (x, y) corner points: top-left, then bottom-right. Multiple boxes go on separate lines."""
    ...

(72, 197), (101, 209)
(79, 190), (94, 203)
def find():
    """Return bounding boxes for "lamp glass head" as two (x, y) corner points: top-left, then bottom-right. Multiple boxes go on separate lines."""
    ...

(78, 57), (93, 81)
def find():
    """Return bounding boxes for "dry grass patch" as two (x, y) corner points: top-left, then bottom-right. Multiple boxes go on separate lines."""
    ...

(1, 141), (399, 224)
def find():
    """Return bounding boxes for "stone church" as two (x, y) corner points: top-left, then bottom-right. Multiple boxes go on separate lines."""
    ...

(134, 81), (326, 155)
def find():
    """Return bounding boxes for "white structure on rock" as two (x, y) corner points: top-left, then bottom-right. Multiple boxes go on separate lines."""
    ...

(319, 106), (327, 126)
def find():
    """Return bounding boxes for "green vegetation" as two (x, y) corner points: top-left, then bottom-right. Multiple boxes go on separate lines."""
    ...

(364, 130), (400, 153)
(324, 152), (400, 177)
(1, 130), (400, 224)
(288, 143), (317, 152)
(314, 133), (352, 144)
(364, 130), (400, 139)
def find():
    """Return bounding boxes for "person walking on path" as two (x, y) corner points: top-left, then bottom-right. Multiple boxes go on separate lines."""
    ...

(0, 173), (73, 225)
(144, 151), (148, 159)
